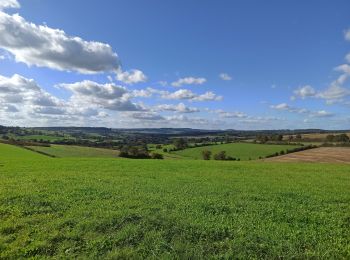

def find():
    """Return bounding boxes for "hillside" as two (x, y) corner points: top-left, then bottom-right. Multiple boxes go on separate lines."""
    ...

(0, 143), (349, 258)
(26, 145), (119, 158)
(172, 143), (302, 160)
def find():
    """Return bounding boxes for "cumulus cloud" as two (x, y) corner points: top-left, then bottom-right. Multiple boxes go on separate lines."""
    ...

(345, 53), (350, 63)
(0, 0), (20, 10)
(116, 69), (147, 84)
(219, 73), (232, 81)
(345, 28), (350, 41)
(292, 85), (316, 99)
(58, 80), (144, 111)
(157, 88), (222, 101)
(140, 88), (222, 102)
(270, 103), (291, 111)
(155, 103), (200, 113)
(312, 110), (333, 118)
(0, 11), (120, 74)
(214, 109), (247, 118)
(270, 103), (308, 114)
(270, 102), (333, 118)
(291, 65), (350, 104)
(171, 77), (206, 87)
(0, 73), (66, 116)
(130, 112), (165, 121)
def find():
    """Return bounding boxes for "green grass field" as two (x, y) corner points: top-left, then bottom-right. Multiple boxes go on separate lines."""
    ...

(172, 142), (302, 160)
(0, 143), (349, 258)
(0, 143), (46, 160)
(26, 144), (118, 158)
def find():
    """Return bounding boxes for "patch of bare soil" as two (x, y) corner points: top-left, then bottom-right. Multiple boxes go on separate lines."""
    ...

(265, 147), (350, 164)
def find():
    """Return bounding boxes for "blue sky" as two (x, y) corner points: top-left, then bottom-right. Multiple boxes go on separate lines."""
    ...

(0, 0), (350, 129)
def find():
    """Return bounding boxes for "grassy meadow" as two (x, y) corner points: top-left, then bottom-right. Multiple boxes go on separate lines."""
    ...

(0, 143), (349, 258)
(26, 144), (119, 158)
(172, 142), (301, 160)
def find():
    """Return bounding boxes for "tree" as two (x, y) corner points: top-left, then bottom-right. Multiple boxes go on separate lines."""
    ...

(201, 150), (212, 160)
(326, 134), (335, 142)
(214, 151), (226, 160)
(151, 153), (163, 159)
(173, 138), (188, 150)
(334, 133), (349, 143)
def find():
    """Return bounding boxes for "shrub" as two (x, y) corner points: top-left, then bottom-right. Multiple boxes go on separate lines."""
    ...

(151, 153), (163, 159)
(119, 145), (150, 159)
(202, 150), (212, 160)
(214, 151), (226, 160)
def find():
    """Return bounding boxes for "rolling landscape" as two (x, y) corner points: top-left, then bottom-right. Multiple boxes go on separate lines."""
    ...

(1, 0), (350, 258)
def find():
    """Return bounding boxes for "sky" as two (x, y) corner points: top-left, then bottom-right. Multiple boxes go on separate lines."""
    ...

(0, 0), (350, 130)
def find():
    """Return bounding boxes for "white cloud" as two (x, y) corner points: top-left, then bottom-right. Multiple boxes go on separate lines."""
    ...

(312, 110), (333, 118)
(0, 73), (65, 116)
(345, 53), (350, 63)
(156, 88), (222, 101)
(270, 102), (333, 118)
(0, 0), (20, 10)
(130, 112), (165, 121)
(219, 73), (232, 81)
(0, 11), (120, 74)
(116, 69), (147, 84)
(58, 80), (144, 111)
(171, 77), (206, 87)
(155, 103), (200, 113)
(291, 65), (350, 104)
(345, 28), (350, 41)
(316, 65), (350, 103)
(270, 103), (291, 111)
(131, 89), (153, 98)
(214, 109), (247, 118)
(293, 85), (316, 99)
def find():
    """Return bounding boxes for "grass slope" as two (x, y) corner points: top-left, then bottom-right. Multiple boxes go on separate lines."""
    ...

(0, 147), (349, 258)
(172, 142), (302, 160)
(0, 143), (46, 160)
(26, 144), (118, 158)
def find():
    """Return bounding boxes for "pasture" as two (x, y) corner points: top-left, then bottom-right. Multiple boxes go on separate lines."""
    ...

(0, 143), (349, 258)
(26, 144), (119, 158)
(266, 147), (350, 164)
(0, 143), (46, 160)
(172, 142), (302, 160)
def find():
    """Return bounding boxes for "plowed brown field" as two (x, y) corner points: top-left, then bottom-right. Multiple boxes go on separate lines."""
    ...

(265, 147), (350, 163)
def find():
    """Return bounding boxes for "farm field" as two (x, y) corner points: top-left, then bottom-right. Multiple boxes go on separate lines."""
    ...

(0, 144), (349, 258)
(266, 147), (350, 164)
(0, 143), (46, 160)
(26, 144), (119, 158)
(172, 142), (302, 160)
(283, 132), (350, 141)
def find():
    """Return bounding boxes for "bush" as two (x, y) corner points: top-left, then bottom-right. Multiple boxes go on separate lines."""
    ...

(151, 153), (163, 159)
(201, 150), (212, 160)
(163, 148), (168, 153)
(119, 145), (150, 159)
(214, 151), (226, 160)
